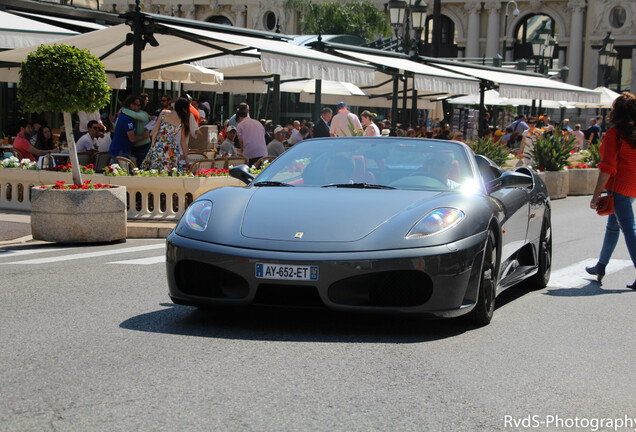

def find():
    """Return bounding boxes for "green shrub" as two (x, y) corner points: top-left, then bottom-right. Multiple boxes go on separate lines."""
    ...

(467, 137), (511, 167)
(529, 129), (575, 171)
(584, 142), (601, 167)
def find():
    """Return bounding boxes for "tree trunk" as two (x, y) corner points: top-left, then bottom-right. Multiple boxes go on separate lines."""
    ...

(63, 111), (82, 186)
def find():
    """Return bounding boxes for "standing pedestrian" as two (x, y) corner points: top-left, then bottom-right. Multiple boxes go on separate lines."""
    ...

(360, 110), (380, 136)
(236, 110), (267, 166)
(330, 102), (362, 137)
(586, 92), (636, 288)
(314, 107), (332, 138)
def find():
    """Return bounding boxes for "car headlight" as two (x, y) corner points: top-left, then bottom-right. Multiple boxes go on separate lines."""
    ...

(406, 208), (465, 238)
(182, 200), (212, 231)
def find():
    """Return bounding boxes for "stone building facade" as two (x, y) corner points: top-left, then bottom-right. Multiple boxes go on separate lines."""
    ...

(102, 0), (634, 93)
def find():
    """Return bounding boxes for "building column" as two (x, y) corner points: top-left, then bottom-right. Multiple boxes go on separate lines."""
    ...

(232, 5), (246, 28)
(180, 4), (196, 20)
(566, 0), (586, 86)
(484, 1), (501, 59)
(465, 0), (482, 58)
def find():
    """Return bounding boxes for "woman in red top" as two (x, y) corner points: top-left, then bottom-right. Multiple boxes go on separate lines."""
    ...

(586, 92), (636, 288)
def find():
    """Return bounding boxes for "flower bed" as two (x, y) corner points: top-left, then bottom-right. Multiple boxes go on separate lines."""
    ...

(0, 162), (244, 220)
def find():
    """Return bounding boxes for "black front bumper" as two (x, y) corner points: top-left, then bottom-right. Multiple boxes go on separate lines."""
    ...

(166, 231), (487, 318)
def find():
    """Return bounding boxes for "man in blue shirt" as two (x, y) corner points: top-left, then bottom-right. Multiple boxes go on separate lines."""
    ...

(109, 95), (149, 164)
(585, 118), (602, 147)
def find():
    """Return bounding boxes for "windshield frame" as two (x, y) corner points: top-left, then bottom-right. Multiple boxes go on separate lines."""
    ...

(253, 137), (482, 192)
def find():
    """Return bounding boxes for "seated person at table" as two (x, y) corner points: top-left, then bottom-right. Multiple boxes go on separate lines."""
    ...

(267, 126), (286, 157)
(219, 125), (239, 156)
(33, 126), (56, 151)
(76, 120), (100, 152)
(12, 118), (50, 162)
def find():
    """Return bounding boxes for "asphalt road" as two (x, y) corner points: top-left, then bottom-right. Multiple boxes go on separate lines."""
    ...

(1, 195), (635, 431)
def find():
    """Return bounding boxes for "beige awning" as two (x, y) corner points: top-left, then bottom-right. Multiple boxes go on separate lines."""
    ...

(335, 49), (480, 96)
(427, 61), (601, 104)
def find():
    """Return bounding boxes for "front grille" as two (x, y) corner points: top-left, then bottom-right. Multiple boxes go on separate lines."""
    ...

(254, 284), (324, 308)
(175, 260), (249, 299)
(328, 270), (433, 307)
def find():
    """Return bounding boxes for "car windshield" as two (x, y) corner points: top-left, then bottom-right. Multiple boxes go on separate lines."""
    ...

(254, 137), (477, 192)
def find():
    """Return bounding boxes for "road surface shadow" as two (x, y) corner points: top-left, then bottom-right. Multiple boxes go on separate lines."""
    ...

(543, 280), (633, 296)
(121, 283), (535, 343)
(119, 303), (488, 343)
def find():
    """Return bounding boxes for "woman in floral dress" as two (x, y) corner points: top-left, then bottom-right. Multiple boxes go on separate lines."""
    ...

(141, 97), (191, 171)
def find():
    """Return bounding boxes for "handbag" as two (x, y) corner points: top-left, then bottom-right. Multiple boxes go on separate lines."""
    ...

(596, 193), (614, 216)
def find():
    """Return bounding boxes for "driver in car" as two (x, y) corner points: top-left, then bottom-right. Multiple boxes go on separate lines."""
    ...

(421, 153), (460, 189)
(324, 155), (354, 185)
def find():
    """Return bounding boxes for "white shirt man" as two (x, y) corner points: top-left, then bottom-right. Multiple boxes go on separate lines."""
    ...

(76, 120), (100, 152)
(330, 102), (362, 137)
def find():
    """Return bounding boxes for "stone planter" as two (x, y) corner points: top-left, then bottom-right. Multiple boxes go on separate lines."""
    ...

(30, 185), (127, 243)
(537, 170), (569, 200)
(0, 168), (243, 220)
(568, 168), (598, 196)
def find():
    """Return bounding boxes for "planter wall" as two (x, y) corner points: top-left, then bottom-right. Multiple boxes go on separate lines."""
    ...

(31, 186), (126, 243)
(0, 169), (243, 220)
(537, 170), (569, 200)
(567, 168), (598, 196)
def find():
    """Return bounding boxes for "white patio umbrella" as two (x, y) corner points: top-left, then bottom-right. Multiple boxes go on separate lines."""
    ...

(574, 86), (621, 109)
(280, 79), (367, 96)
(141, 63), (223, 85)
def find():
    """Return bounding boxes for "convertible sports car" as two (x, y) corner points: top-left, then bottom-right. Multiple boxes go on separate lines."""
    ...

(166, 137), (551, 325)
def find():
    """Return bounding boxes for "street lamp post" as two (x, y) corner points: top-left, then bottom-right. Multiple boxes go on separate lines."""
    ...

(387, 0), (427, 127)
(598, 32), (617, 131)
(530, 23), (556, 76)
(501, 0), (519, 61)
(598, 32), (618, 88)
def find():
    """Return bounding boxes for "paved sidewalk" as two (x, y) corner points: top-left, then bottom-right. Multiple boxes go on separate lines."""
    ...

(0, 210), (176, 245)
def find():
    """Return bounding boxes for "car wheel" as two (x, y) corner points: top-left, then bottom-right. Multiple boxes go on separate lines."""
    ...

(470, 229), (497, 326)
(528, 209), (552, 289)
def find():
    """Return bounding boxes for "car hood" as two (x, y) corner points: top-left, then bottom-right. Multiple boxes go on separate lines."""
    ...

(241, 188), (440, 242)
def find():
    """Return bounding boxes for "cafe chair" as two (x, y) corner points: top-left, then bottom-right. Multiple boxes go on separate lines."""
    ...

(254, 156), (276, 169)
(77, 151), (93, 166)
(93, 151), (111, 173)
(226, 156), (249, 169)
(187, 151), (206, 164)
(189, 158), (226, 174)
(116, 156), (137, 175)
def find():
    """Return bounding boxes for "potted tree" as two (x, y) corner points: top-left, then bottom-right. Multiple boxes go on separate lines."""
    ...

(529, 129), (575, 199)
(18, 44), (126, 243)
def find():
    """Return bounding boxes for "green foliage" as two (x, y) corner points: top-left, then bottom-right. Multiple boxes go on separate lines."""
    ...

(18, 44), (110, 114)
(467, 137), (511, 167)
(530, 129), (575, 171)
(285, 0), (391, 41)
(584, 142), (601, 168)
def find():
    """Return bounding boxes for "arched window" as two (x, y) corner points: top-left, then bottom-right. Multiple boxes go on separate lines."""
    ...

(422, 15), (457, 57)
(206, 15), (232, 26)
(512, 14), (559, 71)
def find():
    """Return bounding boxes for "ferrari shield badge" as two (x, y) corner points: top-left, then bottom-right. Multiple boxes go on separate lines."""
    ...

(294, 232), (304, 239)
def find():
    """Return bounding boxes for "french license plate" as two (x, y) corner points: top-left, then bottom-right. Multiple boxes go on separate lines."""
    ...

(255, 263), (319, 281)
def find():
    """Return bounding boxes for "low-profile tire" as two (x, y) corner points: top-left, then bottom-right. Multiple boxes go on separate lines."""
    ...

(469, 229), (497, 326)
(527, 209), (552, 289)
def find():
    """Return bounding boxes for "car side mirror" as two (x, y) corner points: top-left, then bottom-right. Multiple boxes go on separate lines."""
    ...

(486, 170), (533, 193)
(229, 164), (254, 185)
